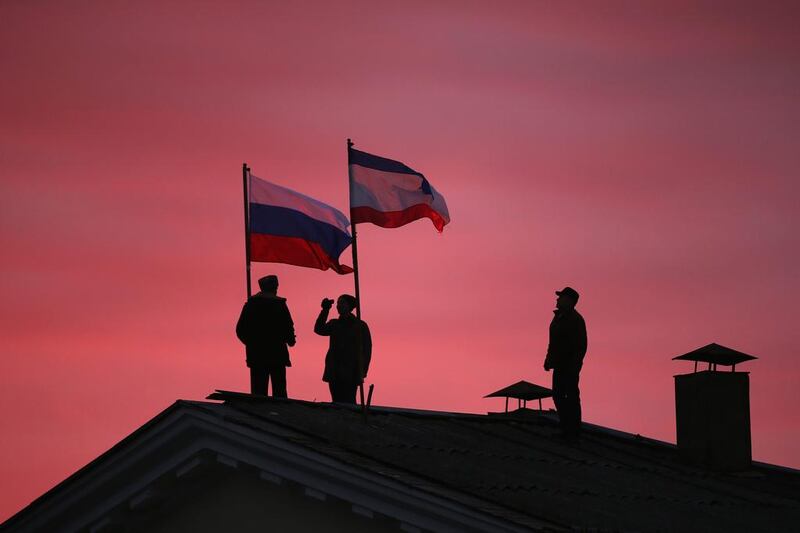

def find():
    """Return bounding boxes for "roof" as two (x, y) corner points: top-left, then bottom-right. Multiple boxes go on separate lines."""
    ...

(484, 380), (552, 401)
(673, 342), (758, 367)
(4, 391), (799, 533)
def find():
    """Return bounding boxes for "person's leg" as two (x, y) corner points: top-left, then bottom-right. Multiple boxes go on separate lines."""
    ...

(329, 381), (357, 403)
(560, 370), (580, 437)
(250, 367), (268, 396)
(269, 364), (287, 398)
(552, 369), (567, 430)
(343, 382), (358, 404)
(568, 370), (581, 435)
(329, 381), (339, 402)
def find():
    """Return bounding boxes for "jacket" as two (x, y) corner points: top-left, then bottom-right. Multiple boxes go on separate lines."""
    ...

(545, 308), (587, 372)
(314, 309), (372, 384)
(236, 293), (296, 368)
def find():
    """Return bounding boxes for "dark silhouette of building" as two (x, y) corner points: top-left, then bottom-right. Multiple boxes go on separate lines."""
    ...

(236, 275), (296, 397)
(4, 381), (799, 533)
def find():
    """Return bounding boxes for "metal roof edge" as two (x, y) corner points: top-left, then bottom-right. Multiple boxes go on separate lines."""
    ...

(1, 399), (190, 529)
(2, 400), (559, 533)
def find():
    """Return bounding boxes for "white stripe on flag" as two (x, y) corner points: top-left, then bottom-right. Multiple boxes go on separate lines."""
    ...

(249, 174), (351, 233)
(350, 165), (448, 217)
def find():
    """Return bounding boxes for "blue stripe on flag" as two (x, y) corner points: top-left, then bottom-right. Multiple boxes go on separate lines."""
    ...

(348, 148), (425, 178)
(249, 203), (352, 259)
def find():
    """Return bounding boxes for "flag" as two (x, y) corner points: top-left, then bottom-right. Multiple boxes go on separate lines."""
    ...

(248, 174), (353, 274)
(349, 148), (450, 232)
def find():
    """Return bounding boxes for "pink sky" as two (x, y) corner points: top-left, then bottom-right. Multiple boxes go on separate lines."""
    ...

(1, 0), (799, 521)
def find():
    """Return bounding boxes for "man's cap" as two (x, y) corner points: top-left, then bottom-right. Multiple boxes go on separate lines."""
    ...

(258, 275), (278, 290)
(556, 286), (579, 301)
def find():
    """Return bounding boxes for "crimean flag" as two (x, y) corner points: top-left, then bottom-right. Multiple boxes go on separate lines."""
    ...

(248, 174), (353, 274)
(349, 148), (450, 232)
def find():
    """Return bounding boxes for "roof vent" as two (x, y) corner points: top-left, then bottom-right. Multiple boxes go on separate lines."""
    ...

(484, 380), (552, 412)
(673, 343), (757, 471)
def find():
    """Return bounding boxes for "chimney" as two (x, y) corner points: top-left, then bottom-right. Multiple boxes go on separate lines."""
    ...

(673, 343), (756, 471)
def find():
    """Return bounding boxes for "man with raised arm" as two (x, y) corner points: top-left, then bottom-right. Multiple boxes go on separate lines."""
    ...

(314, 295), (372, 404)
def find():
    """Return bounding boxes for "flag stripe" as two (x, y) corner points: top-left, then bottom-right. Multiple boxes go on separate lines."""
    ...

(348, 147), (450, 232)
(250, 233), (353, 274)
(350, 205), (448, 232)
(249, 203), (351, 260)
(349, 148), (423, 177)
(349, 165), (450, 231)
(349, 165), (431, 211)
(250, 174), (350, 233)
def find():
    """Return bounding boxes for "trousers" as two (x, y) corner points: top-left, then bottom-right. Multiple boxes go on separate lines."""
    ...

(328, 381), (358, 404)
(552, 367), (581, 436)
(250, 364), (287, 398)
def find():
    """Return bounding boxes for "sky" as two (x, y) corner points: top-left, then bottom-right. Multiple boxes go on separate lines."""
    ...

(1, 0), (799, 521)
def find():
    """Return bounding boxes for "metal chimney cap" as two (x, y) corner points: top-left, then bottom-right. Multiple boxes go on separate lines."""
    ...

(484, 380), (553, 401)
(673, 343), (757, 366)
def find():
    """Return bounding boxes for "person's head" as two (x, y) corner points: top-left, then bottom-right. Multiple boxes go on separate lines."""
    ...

(555, 286), (579, 310)
(336, 294), (358, 316)
(258, 275), (279, 294)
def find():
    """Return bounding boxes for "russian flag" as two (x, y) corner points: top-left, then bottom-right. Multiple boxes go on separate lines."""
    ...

(248, 174), (353, 274)
(349, 148), (450, 232)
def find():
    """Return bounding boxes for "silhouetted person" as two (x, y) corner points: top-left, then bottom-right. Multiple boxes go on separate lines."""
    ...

(544, 286), (587, 441)
(236, 275), (296, 397)
(314, 294), (372, 404)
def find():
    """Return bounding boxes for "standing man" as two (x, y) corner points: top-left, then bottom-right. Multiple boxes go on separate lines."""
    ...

(314, 294), (372, 404)
(544, 286), (587, 441)
(236, 275), (296, 397)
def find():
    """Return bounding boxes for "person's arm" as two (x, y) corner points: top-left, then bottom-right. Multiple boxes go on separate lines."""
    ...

(577, 315), (587, 363)
(235, 301), (250, 344)
(314, 299), (334, 336)
(544, 320), (554, 371)
(284, 302), (296, 347)
(361, 321), (372, 378)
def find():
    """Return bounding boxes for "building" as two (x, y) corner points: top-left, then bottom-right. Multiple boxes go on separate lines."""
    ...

(3, 388), (799, 532)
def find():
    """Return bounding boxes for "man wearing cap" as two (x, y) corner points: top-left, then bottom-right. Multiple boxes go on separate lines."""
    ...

(236, 275), (296, 397)
(544, 286), (587, 441)
(314, 294), (372, 404)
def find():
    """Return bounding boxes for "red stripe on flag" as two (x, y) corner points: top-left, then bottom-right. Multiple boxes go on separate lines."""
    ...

(250, 233), (353, 274)
(350, 204), (447, 232)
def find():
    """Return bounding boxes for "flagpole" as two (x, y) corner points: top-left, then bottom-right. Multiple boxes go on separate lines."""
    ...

(348, 139), (369, 419)
(242, 162), (252, 298)
(347, 138), (362, 320)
